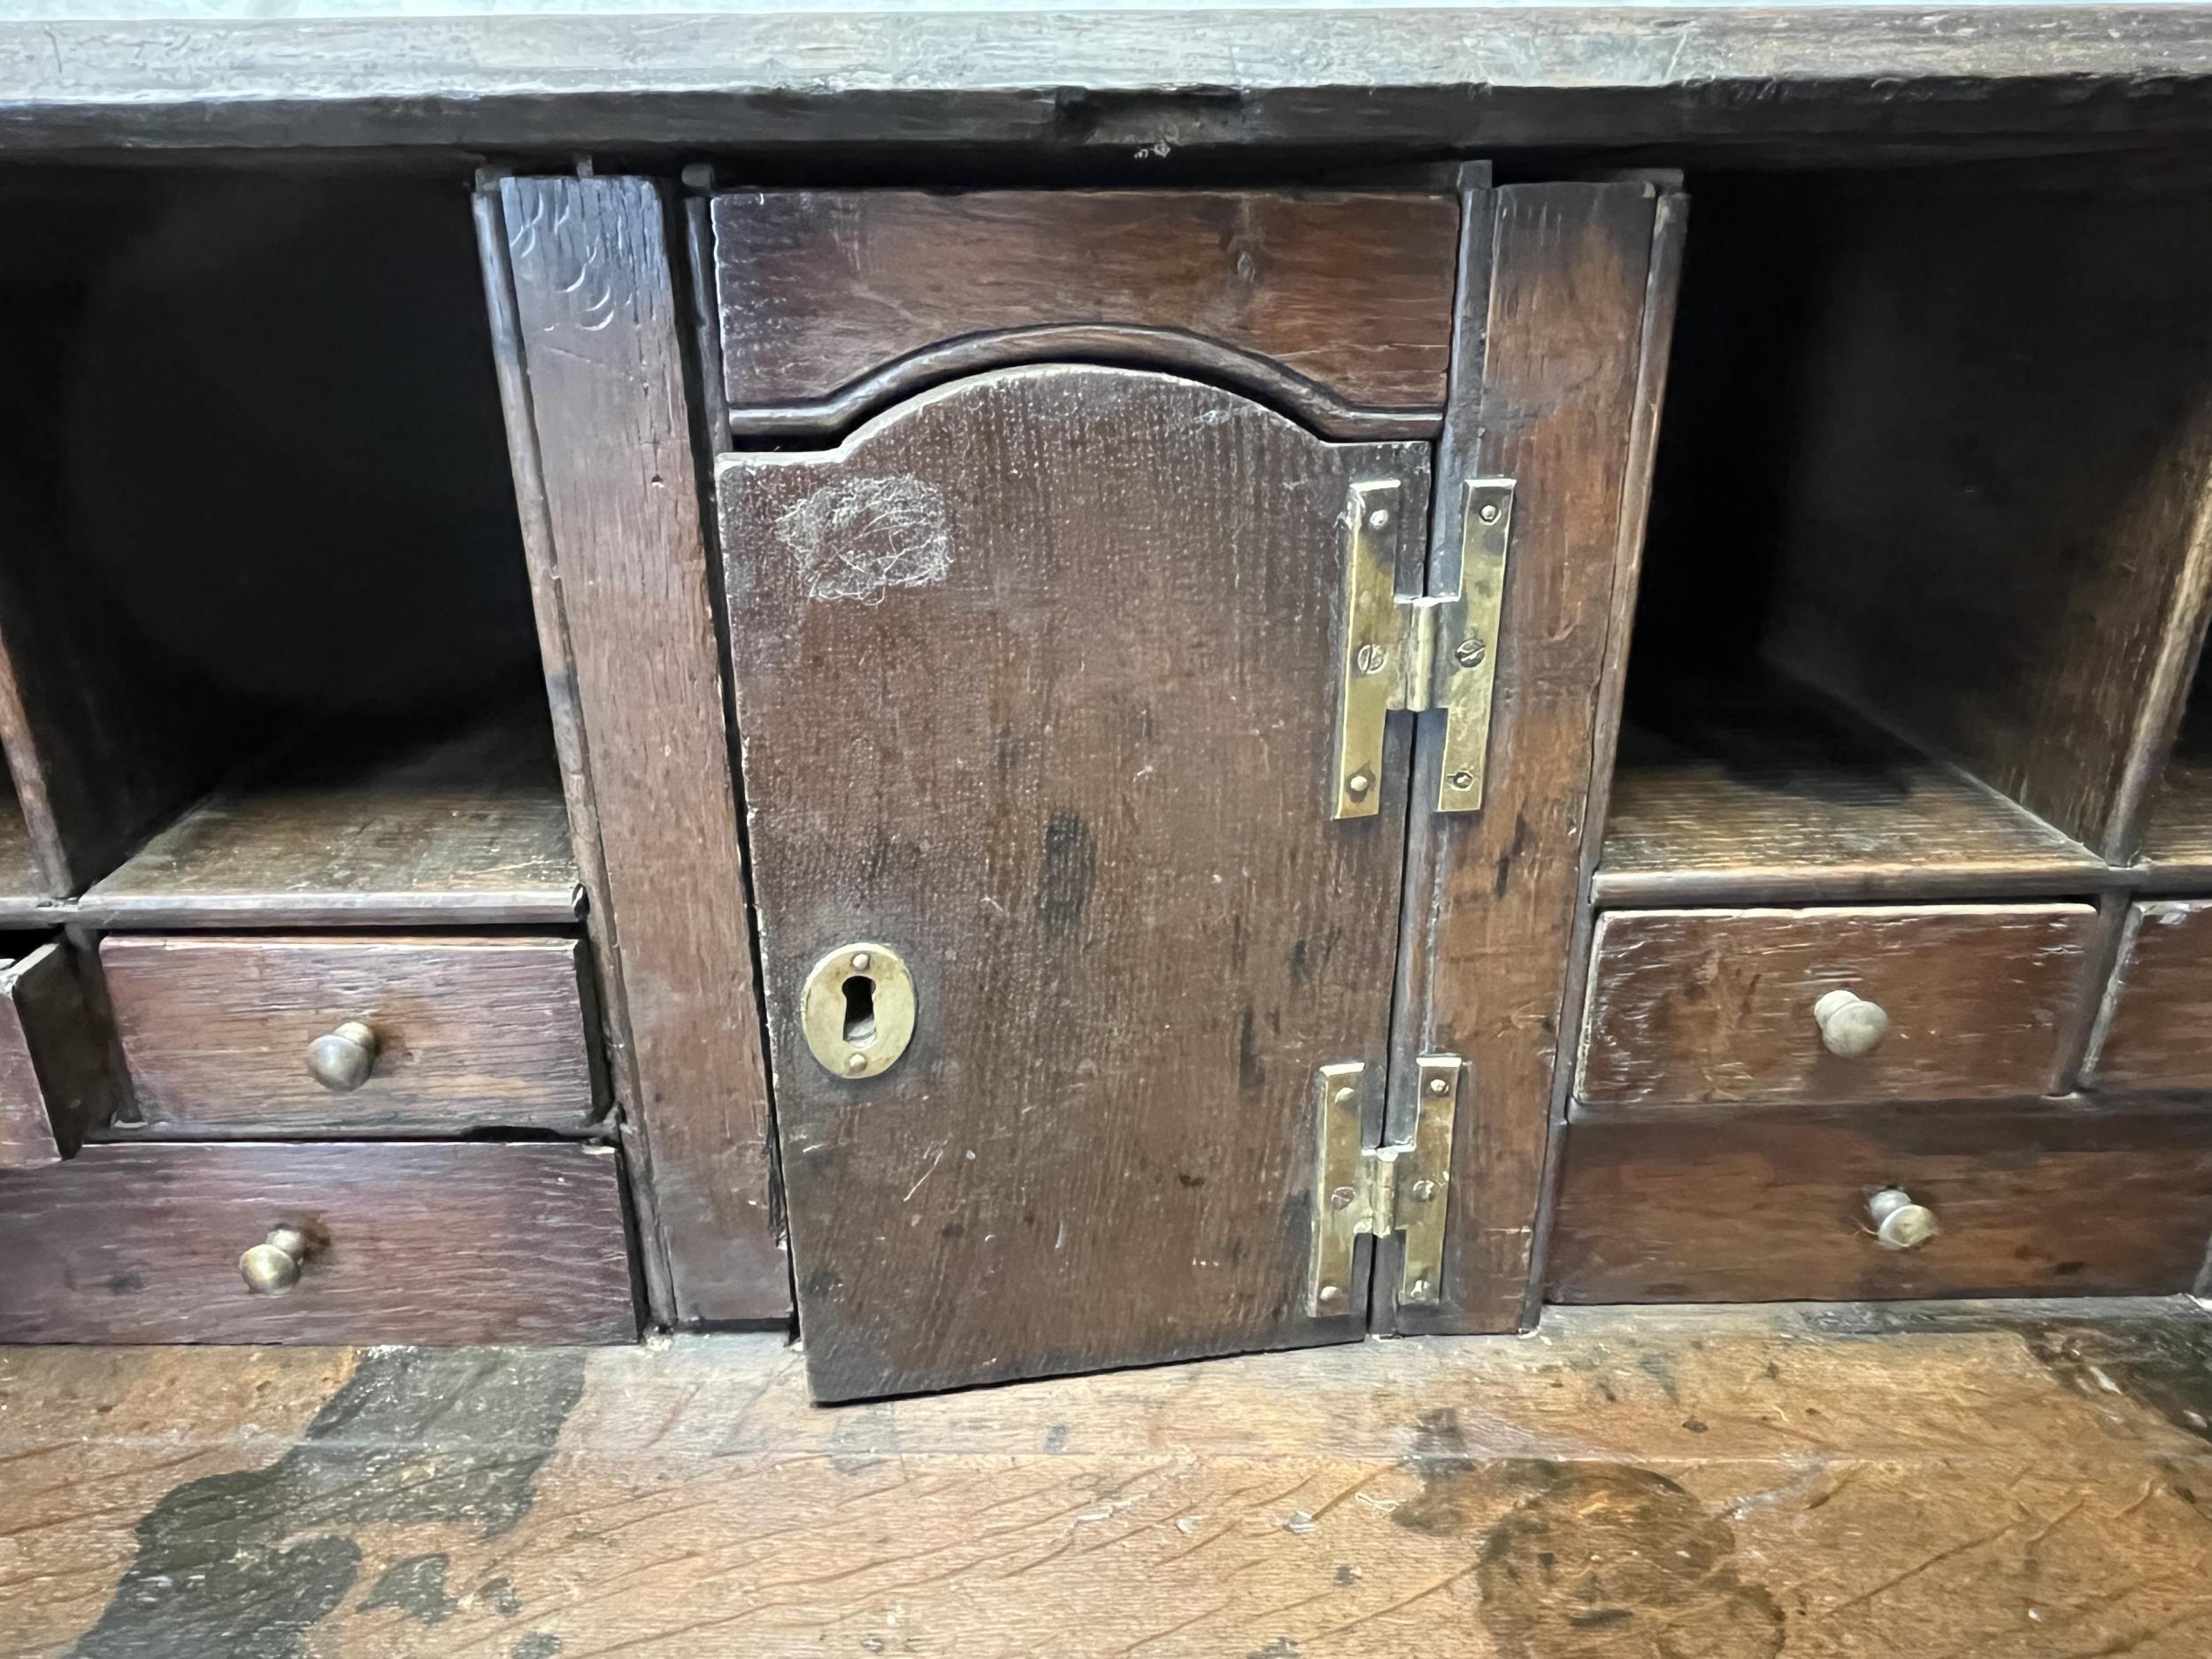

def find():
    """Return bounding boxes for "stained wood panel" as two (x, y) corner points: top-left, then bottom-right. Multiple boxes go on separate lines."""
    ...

(2085, 900), (2212, 1093)
(720, 365), (1425, 1401)
(1394, 182), (1665, 1335)
(1577, 904), (2101, 1109)
(1548, 1107), (2212, 1303)
(493, 173), (787, 1323)
(78, 704), (580, 927)
(11, 1305), (2212, 1657)
(0, 1141), (636, 1344)
(101, 933), (597, 1134)
(711, 189), (1459, 425)
(1760, 174), (2212, 862)
(0, 942), (102, 1167)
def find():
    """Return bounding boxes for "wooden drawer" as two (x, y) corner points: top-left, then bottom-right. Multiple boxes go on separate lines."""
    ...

(102, 933), (598, 1133)
(2085, 900), (2212, 1092)
(710, 189), (1461, 434)
(1547, 1108), (2212, 1303)
(0, 942), (103, 1168)
(1574, 904), (2101, 1109)
(0, 1141), (636, 1343)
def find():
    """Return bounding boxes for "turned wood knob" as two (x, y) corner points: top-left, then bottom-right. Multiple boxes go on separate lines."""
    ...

(238, 1225), (312, 1294)
(1814, 989), (1889, 1058)
(306, 1021), (380, 1092)
(1868, 1187), (1938, 1251)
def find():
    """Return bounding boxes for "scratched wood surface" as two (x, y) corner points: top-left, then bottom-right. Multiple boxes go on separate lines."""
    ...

(719, 365), (1426, 1401)
(4, 1302), (2212, 1655)
(711, 189), (1461, 424)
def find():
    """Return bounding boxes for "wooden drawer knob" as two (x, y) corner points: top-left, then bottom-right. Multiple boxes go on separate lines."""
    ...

(1814, 989), (1890, 1058)
(238, 1225), (313, 1294)
(1868, 1187), (1938, 1250)
(306, 1021), (380, 1092)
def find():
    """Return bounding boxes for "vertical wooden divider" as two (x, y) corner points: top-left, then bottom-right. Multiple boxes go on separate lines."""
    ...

(1388, 180), (1674, 1335)
(478, 173), (788, 1325)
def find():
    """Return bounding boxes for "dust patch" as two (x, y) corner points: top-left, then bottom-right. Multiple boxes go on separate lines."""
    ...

(65, 1348), (586, 1659)
(778, 476), (950, 603)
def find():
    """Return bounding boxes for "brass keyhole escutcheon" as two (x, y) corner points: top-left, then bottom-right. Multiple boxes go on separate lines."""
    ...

(801, 943), (916, 1079)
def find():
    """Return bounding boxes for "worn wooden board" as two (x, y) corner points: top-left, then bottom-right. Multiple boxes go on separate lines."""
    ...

(0, 943), (96, 1167)
(712, 189), (1460, 426)
(2085, 900), (2212, 1093)
(10, 10), (2212, 154)
(1577, 903), (2102, 1108)
(1548, 1107), (2212, 1302)
(720, 365), (1425, 1400)
(0, 1141), (636, 1345)
(495, 173), (787, 1324)
(1599, 676), (2109, 905)
(77, 704), (580, 928)
(1756, 173), (2212, 863)
(99, 934), (598, 1135)
(5, 1301), (2212, 1655)
(1396, 182), (1661, 1337)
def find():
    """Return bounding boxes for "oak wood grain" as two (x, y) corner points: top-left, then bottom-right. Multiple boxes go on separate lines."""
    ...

(1397, 182), (1663, 1336)
(7, 1303), (2212, 1657)
(77, 703), (580, 928)
(1756, 173), (2212, 862)
(0, 1141), (637, 1344)
(711, 189), (1460, 426)
(1548, 1106), (2212, 1302)
(2085, 900), (2212, 1093)
(720, 365), (1425, 1401)
(100, 933), (597, 1134)
(1598, 673), (2108, 905)
(1576, 904), (2101, 1109)
(497, 173), (787, 1323)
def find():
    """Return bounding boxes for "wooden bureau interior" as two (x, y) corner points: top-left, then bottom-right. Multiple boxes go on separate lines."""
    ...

(0, 150), (2209, 1397)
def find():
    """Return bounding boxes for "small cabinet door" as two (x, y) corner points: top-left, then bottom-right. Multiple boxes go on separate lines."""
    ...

(719, 365), (1426, 1400)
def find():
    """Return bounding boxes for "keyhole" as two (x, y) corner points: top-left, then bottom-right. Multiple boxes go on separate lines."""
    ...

(842, 974), (877, 1044)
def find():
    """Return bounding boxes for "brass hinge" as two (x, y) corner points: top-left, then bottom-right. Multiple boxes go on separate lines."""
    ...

(1331, 477), (1517, 818)
(1306, 1054), (1460, 1317)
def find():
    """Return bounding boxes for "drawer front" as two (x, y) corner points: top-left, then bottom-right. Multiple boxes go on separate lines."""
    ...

(0, 1141), (636, 1343)
(1575, 904), (2101, 1108)
(103, 934), (598, 1133)
(1547, 1109), (2212, 1303)
(711, 189), (1461, 430)
(2086, 900), (2212, 1092)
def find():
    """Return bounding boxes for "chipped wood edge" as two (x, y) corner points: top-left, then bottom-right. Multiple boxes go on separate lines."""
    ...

(473, 174), (675, 1329)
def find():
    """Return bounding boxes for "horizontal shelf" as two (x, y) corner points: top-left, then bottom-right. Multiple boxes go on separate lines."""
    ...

(78, 705), (581, 929)
(2137, 749), (2212, 891)
(1595, 676), (2108, 906)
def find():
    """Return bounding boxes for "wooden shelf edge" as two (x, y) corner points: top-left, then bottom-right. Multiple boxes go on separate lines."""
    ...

(1590, 858), (2115, 909)
(73, 883), (586, 932)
